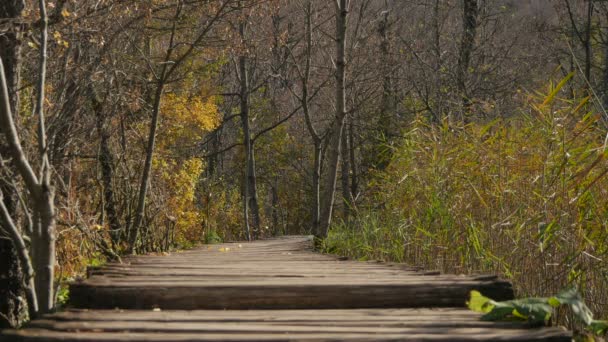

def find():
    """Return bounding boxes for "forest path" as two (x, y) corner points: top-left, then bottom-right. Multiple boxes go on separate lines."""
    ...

(2, 236), (571, 341)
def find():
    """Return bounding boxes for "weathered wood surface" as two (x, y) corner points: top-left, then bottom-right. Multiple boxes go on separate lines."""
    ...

(69, 236), (514, 310)
(1, 236), (572, 341)
(2, 309), (571, 341)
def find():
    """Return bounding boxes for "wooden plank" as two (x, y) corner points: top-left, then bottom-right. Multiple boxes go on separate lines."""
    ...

(69, 280), (512, 310)
(1, 328), (573, 342)
(70, 236), (514, 310)
(42, 308), (491, 321)
(2, 309), (572, 342)
(0, 236), (572, 341)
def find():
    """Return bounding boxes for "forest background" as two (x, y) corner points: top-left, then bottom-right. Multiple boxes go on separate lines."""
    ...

(0, 0), (607, 333)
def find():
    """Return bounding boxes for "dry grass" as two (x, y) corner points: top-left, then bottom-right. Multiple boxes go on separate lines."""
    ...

(325, 83), (608, 328)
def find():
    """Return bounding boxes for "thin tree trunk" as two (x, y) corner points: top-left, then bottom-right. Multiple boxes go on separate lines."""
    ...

(32, 185), (55, 313)
(318, 121), (345, 239)
(0, 0), (26, 328)
(0, 0), (55, 316)
(457, 0), (479, 122)
(341, 124), (351, 220)
(318, 0), (348, 239)
(240, 36), (252, 241)
(0, 0), (25, 116)
(91, 89), (121, 245)
(130, 82), (165, 251)
(248, 146), (261, 238)
(311, 143), (322, 233)
(32, 0), (55, 314)
(584, 0), (593, 83)
(129, 3), (182, 251)
(375, 7), (396, 169)
(348, 122), (358, 202)
(239, 21), (260, 240)
(0, 194), (38, 318)
(603, 24), (608, 110)
(271, 177), (279, 231)
(432, 0), (444, 122)
(300, 0), (323, 235)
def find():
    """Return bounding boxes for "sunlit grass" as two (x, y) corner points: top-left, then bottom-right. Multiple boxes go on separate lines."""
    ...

(325, 81), (608, 328)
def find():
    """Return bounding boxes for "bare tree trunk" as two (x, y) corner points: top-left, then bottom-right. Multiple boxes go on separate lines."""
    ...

(248, 146), (261, 238)
(318, 0), (348, 239)
(311, 143), (322, 233)
(31, 186), (55, 313)
(31, 0), (55, 314)
(0, 58), (40, 322)
(457, 0), (479, 122)
(239, 40), (251, 241)
(271, 177), (279, 231)
(603, 23), (608, 110)
(340, 124), (352, 220)
(584, 0), (594, 83)
(298, 0), (323, 235)
(239, 21), (261, 240)
(0, 193), (38, 319)
(0, 0), (26, 328)
(564, 0), (593, 85)
(348, 122), (358, 202)
(130, 82), (165, 251)
(91, 89), (121, 245)
(206, 127), (221, 177)
(379, 8), (394, 121)
(374, 6), (396, 169)
(129, 3), (183, 251)
(318, 121), (345, 239)
(432, 0), (444, 122)
(0, 0), (55, 317)
(0, 0), (25, 115)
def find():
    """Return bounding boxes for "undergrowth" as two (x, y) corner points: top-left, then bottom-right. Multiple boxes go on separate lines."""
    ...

(324, 78), (608, 332)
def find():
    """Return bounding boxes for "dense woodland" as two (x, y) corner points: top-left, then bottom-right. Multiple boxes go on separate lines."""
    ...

(1, 0), (608, 333)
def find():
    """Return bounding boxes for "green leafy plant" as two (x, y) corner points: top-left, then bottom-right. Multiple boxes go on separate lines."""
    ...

(468, 288), (608, 335)
(55, 284), (70, 307)
(204, 229), (223, 244)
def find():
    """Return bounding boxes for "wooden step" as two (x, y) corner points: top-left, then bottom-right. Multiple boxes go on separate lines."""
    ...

(69, 236), (513, 310)
(1, 308), (572, 341)
(0, 236), (572, 341)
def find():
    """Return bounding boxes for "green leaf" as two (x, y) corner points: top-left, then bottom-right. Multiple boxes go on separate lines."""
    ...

(548, 297), (561, 308)
(543, 71), (574, 106)
(510, 298), (553, 324)
(554, 288), (594, 325)
(588, 320), (608, 335)
(481, 306), (514, 321)
(467, 290), (494, 314)
(474, 295), (554, 324)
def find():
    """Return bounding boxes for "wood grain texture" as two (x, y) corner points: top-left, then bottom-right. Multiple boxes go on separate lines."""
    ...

(0, 236), (572, 341)
(1, 309), (572, 341)
(69, 236), (514, 310)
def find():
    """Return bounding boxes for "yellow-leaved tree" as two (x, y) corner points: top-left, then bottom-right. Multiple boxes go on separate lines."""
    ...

(150, 90), (220, 246)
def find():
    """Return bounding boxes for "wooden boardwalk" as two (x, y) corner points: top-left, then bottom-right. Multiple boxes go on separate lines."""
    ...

(1, 236), (572, 341)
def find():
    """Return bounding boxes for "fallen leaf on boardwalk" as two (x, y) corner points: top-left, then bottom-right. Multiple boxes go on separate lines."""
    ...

(153, 308), (161, 312)
(219, 247), (230, 252)
(238, 244), (243, 248)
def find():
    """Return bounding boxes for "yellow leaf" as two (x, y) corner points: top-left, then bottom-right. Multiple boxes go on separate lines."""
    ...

(61, 8), (70, 17)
